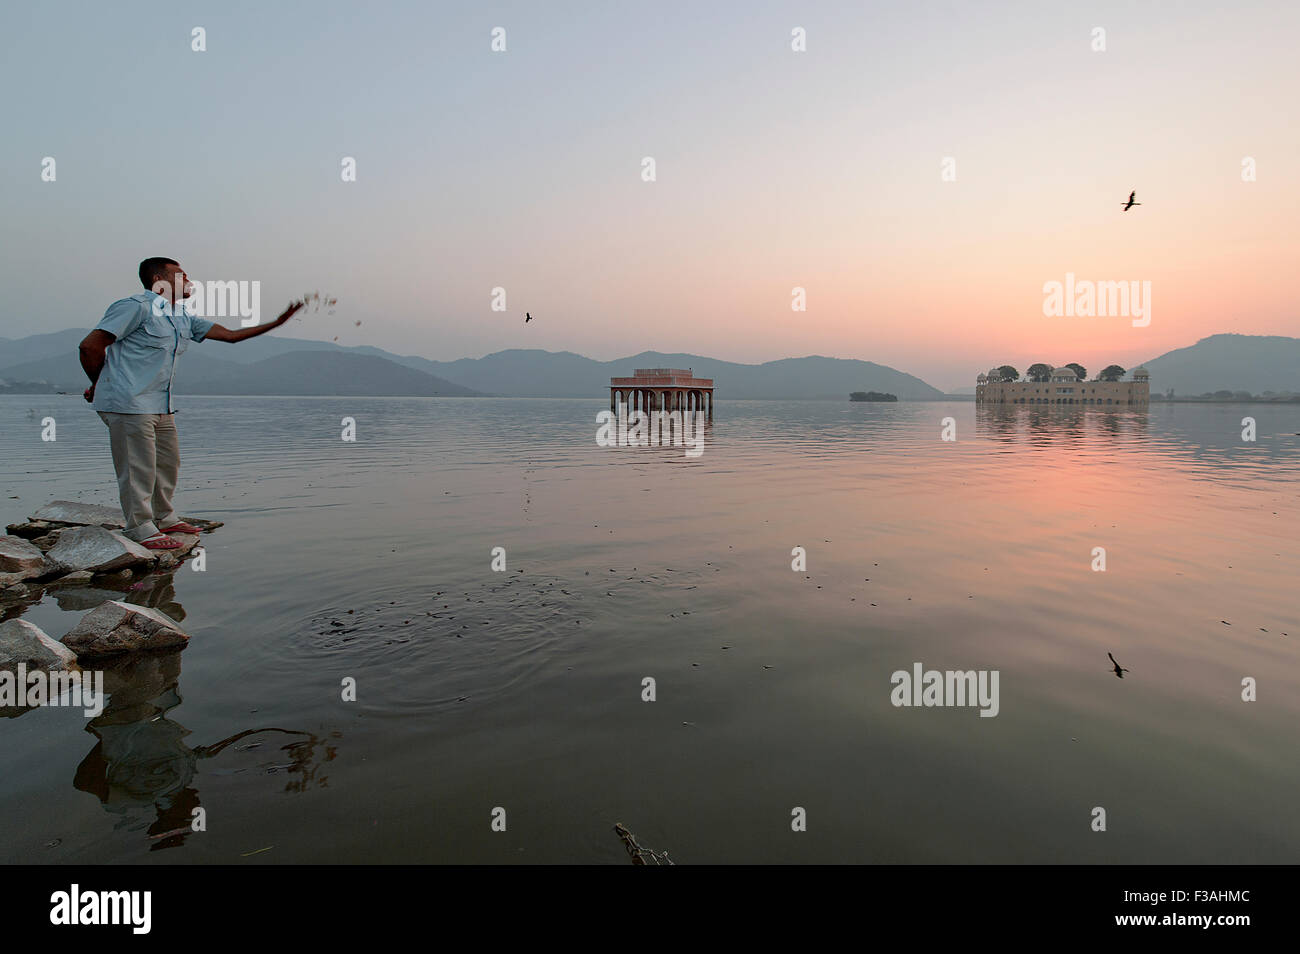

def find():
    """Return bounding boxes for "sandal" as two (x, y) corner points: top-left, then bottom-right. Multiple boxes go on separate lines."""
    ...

(140, 533), (183, 550)
(159, 521), (203, 534)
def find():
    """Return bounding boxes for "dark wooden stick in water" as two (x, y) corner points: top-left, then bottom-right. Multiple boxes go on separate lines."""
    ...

(614, 822), (673, 865)
(614, 823), (646, 865)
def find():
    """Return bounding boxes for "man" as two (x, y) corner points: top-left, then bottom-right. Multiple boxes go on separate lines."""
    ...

(79, 258), (303, 550)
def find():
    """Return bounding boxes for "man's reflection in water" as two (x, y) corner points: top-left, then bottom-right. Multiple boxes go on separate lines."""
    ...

(74, 652), (194, 849)
(73, 650), (338, 852)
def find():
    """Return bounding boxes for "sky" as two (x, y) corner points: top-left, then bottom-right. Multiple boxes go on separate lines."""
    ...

(1, 0), (1296, 392)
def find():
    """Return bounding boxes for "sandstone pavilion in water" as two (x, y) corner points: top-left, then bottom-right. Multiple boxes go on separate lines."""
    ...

(976, 366), (1149, 406)
(609, 368), (715, 419)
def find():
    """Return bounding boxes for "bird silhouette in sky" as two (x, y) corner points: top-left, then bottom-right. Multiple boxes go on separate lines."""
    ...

(1121, 190), (1141, 211)
(1108, 652), (1129, 678)
(525, 312), (533, 323)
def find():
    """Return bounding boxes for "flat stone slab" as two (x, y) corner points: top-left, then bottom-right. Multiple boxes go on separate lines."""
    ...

(47, 570), (95, 586)
(0, 619), (80, 672)
(32, 500), (126, 527)
(28, 501), (223, 533)
(46, 526), (153, 574)
(62, 600), (190, 658)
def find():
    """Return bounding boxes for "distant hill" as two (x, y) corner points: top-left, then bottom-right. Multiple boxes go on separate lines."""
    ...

(1, 348), (235, 392)
(181, 352), (481, 396)
(0, 328), (88, 368)
(415, 350), (947, 400)
(0, 346), (480, 397)
(1139, 334), (1300, 395)
(0, 331), (947, 399)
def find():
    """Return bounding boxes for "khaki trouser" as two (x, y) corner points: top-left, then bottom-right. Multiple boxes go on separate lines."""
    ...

(98, 412), (181, 541)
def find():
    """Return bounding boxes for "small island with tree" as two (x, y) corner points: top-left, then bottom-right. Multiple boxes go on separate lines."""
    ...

(849, 391), (898, 402)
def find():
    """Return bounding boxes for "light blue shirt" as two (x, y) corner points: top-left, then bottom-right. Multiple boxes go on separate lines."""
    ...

(92, 292), (215, 414)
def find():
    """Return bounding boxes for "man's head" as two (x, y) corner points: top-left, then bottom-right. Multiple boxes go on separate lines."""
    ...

(138, 257), (192, 302)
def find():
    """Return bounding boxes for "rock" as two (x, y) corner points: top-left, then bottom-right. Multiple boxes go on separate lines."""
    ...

(61, 600), (190, 658)
(1, 583), (33, 601)
(154, 533), (200, 569)
(0, 536), (46, 576)
(46, 526), (153, 574)
(5, 520), (53, 540)
(32, 500), (125, 527)
(49, 570), (95, 586)
(0, 535), (58, 587)
(0, 619), (80, 672)
(29, 533), (63, 552)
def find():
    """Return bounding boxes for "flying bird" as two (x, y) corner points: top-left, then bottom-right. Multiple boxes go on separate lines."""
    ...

(525, 312), (533, 323)
(1108, 652), (1129, 678)
(1121, 190), (1141, 211)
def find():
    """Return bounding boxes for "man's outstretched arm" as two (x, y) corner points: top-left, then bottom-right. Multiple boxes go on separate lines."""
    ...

(203, 300), (304, 343)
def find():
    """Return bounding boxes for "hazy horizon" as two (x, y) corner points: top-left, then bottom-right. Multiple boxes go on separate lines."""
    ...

(3, 0), (1297, 393)
(0, 321), (1283, 395)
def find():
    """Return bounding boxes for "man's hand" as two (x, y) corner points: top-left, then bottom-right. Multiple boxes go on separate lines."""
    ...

(83, 384), (95, 403)
(273, 300), (306, 327)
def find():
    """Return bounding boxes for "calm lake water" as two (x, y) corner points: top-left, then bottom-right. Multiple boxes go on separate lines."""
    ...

(1, 395), (1297, 864)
